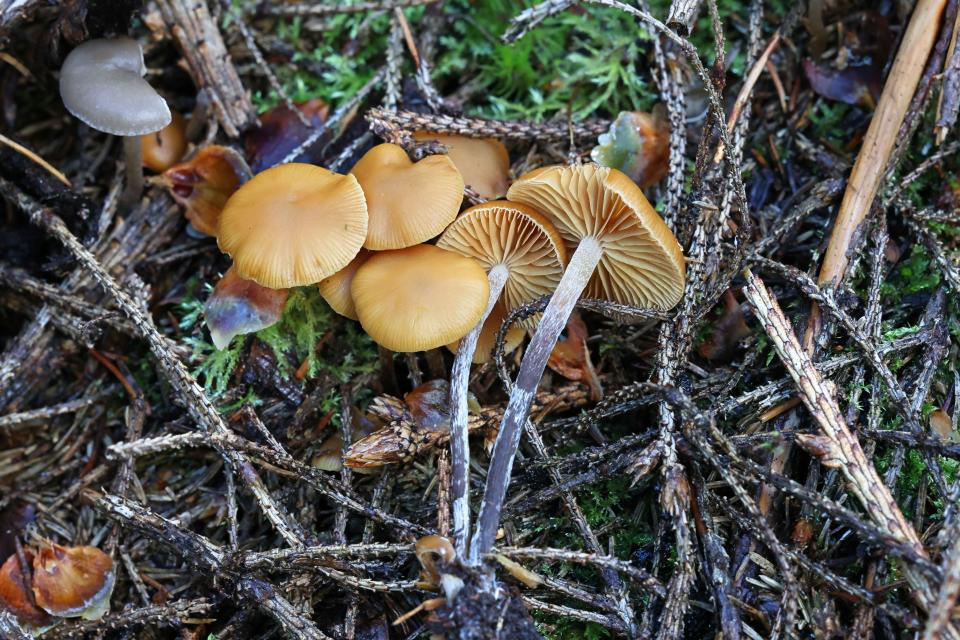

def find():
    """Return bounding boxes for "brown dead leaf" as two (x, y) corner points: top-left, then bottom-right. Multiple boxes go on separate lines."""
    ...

(547, 312), (603, 401)
(697, 289), (751, 363)
(162, 146), (252, 237)
(246, 100), (330, 173)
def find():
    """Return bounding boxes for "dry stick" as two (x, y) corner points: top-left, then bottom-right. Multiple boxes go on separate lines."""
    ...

(807, 0), (948, 347)
(156, 0), (256, 137)
(741, 269), (946, 628)
(450, 266), (508, 558)
(260, 0), (440, 16)
(92, 493), (329, 640)
(365, 107), (610, 141)
(6, 183), (306, 549)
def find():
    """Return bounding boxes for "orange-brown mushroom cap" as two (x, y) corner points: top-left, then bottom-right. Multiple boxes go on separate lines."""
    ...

(318, 249), (372, 320)
(413, 132), (509, 200)
(351, 244), (489, 352)
(32, 543), (114, 619)
(351, 144), (464, 250)
(141, 110), (187, 172)
(218, 163), (368, 288)
(436, 200), (566, 326)
(506, 163), (685, 310)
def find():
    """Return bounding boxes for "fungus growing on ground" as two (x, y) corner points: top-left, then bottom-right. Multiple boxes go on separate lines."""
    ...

(141, 110), (187, 172)
(435, 200), (566, 556)
(350, 244), (488, 353)
(218, 163), (368, 288)
(469, 163), (685, 563)
(162, 145), (252, 237)
(413, 132), (510, 200)
(203, 266), (289, 350)
(350, 143), (464, 250)
(0, 550), (51, 628)
(32, 543), (114, 620)
(318, 249), (372, 320)
(59, 37), (171, 208)
(591, 109), (670, 188)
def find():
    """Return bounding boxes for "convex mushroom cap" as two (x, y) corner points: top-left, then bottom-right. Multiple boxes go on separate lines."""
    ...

(60, 38), (171, 136)
(351, 244), (489, 352)
(218, 163), (368, 288)
(413, 132), (510, 200)
(351, 144), (464, 250)
(507, 163), (684, 310)
(318, 249), (372, 320)
(437, 200), (567, 327)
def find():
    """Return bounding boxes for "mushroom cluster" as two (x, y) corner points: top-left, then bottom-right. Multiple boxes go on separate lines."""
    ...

(0, 542), (114, 631)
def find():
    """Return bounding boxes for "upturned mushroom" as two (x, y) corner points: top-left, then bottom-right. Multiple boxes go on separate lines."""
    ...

(203, 266), (289, 350)
(470, 163), (685, 563)
(59, 38), (172, 208)
(413, 132), (510, 200)
(162, 145), (252, 237)
(436, 200), (566, 556)
(350, 143), (464, 250)
(350, 244), (488, 353)
(218, 163), (368, 288)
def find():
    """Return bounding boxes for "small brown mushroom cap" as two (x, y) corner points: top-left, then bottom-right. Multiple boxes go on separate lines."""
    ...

(447, 301), (524, 364)
(218, 163), (368, 288)
(413, 132), (509, 200)
(436, 200), (566, 326)
(351, 244), (489, 352)
(351, 144), (464, 250)
(142, 111), (187, 172)
(60, 38), (171, 136)
(507, 163), (685, 310)
(318, 249), (372, 320)
(32, 543), (115, 620)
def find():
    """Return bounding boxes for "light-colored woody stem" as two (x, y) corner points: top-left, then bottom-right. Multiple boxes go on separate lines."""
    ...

(450, 264), (508, 558)
(470, 236), (603, 565)
(742, 269), (952, 635)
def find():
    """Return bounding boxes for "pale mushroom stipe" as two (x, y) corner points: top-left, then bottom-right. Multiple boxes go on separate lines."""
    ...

(469, 163), (685, 564)
(436, 200), (567, 557)
(59, 38), (172, 208)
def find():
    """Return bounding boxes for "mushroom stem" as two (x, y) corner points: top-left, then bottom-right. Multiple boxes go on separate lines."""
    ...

(469, 236), (603, 565)
(120, 136), (144, 209)
(449, 264), (509, 559)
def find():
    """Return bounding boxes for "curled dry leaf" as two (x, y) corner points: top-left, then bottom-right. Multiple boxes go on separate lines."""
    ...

(245, 99), (330, 173)
(590, 108), (670, 188)
(162, 145), (252, 237)
(697, 289), (752, 363)
(203, 265), (288, 350)
(930, 408), (957, 443)
(0, 550), (52, 628)
(32, 543), (115, 620)
(546, 312), (603, 401)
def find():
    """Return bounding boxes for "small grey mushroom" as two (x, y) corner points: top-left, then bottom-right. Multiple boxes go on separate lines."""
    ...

(60, 38), (171, 208)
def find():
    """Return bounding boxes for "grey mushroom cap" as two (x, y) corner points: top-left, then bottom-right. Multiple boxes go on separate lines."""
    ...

(60, 38), (171, 136)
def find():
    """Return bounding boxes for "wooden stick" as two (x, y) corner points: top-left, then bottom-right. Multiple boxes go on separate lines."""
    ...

(743, 269), (953, 633)
(809, 0), (948, 343)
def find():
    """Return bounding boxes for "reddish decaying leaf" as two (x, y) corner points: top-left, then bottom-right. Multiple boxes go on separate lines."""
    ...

(204, 265), (289, 350)
(162, 145), (252, 237)
(32, 543), (115, 619)
(246, 99), (330, 173)
(697, 289), (752, 363)
(803, 59), (881, 109)
(0, 550), (51, 627)
(404, 379), (452, 431)
(546, 312), (603, 401)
